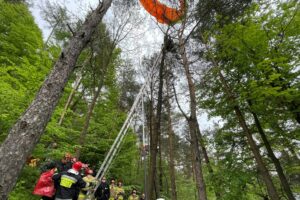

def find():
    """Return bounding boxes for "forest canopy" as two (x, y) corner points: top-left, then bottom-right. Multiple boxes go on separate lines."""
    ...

(0, 0), (299, 200)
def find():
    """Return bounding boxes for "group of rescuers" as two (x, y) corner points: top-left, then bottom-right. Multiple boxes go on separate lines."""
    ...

(40, 153), (145, 200)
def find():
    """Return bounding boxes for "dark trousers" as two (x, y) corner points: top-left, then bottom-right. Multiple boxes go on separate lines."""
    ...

(42, 196), (54, 200)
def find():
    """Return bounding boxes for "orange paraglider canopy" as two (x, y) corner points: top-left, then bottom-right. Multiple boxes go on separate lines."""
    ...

(140, 0), (186, 24)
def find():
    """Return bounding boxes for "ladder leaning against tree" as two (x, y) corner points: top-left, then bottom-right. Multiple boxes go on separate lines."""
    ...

(87, 51), (163, 198)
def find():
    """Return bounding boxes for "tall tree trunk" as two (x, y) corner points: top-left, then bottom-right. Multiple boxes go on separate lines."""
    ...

(248, 101), (295, 200)
(58, 75), (82, 125)
(195, 121), (221, 199)
(147, 104), (154, 200)
(190, 140), (200, 200)
(187, 120), (207, 200)
(217, 71), (280, 200)
(179, 34), (207, 200)
(75, 39), (115, 159)
(75, 79), (104, 159)
(195, 123), (212, 173)
(146, 81), (154, 200)
(158, 134), (163, 196)
(0, 1), (112, 198)
(198, 32), (280, 200)
(148, 42), (166, 200)
(165, 94), (178, 200)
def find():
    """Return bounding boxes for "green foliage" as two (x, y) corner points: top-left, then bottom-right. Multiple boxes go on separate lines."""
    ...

(212, 1), (300, 120)
(0, 1), (142, 199)
(9, 166), (40, 200)
(0, 1), (51, 141)
(0, 2), (43, 66)
(176, 173), (197, 200)
(0, 2), (53, 198)
(1, 0), (299, 199)
(196, 0), (300, 198)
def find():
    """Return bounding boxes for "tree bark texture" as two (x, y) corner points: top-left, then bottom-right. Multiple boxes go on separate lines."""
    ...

(179, 35), (207, 200)
(146, 99), (154, 200)
(158, 135), (163, 195)
(148, 44), (166, 200)
(195, 121), (221, 199)
(249, 101), (295, 200)
(75, 79), (104, 159)
(0, 1), (112, 198)
(165, 94), (178, 200)
(74, 42), (115, 156)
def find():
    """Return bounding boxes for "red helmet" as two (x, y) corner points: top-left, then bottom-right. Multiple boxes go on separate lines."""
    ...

(72, 161), (83, 171)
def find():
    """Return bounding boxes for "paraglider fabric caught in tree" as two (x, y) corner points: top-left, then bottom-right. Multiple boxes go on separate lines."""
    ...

(139, 0), (186, 24)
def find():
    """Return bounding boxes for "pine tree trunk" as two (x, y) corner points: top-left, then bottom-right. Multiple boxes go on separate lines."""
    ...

(195, 123), (213, 173)
(195, 121), (221, 199)
(75, 39), (115, 159)
(158, 134), (163, 196)
(0, 1), (112, 198)
(179, 34), (207, 200)
(248, 101), (295, 200)
(146, 85), (154, 200)
(165, 95), (178, 200)
(148, 90), (157, 200)
(198, 32), (280, 200)
(217, 71), (280, 200)
(75, 79), (104, 159)
(148, 44), (166, 200)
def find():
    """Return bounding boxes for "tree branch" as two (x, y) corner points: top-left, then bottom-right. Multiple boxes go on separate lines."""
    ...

(172, 83), (189, 120)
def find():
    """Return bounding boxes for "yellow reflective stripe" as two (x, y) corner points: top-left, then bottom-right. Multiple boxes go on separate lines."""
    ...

(60, 175), (77, 188)
(61, 174), (77, 182)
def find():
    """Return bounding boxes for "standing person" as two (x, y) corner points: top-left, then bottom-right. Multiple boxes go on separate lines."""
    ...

(115, 181), (125, 200)
(139, 193), (145, 200)
(38, 153), (73, 200)
(52, 161), (87, 200)
(128, 189), (139, 200)
(78, 169), (97, 200)
(94, 177), (110, 200)
(109, 178), (117, 200)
